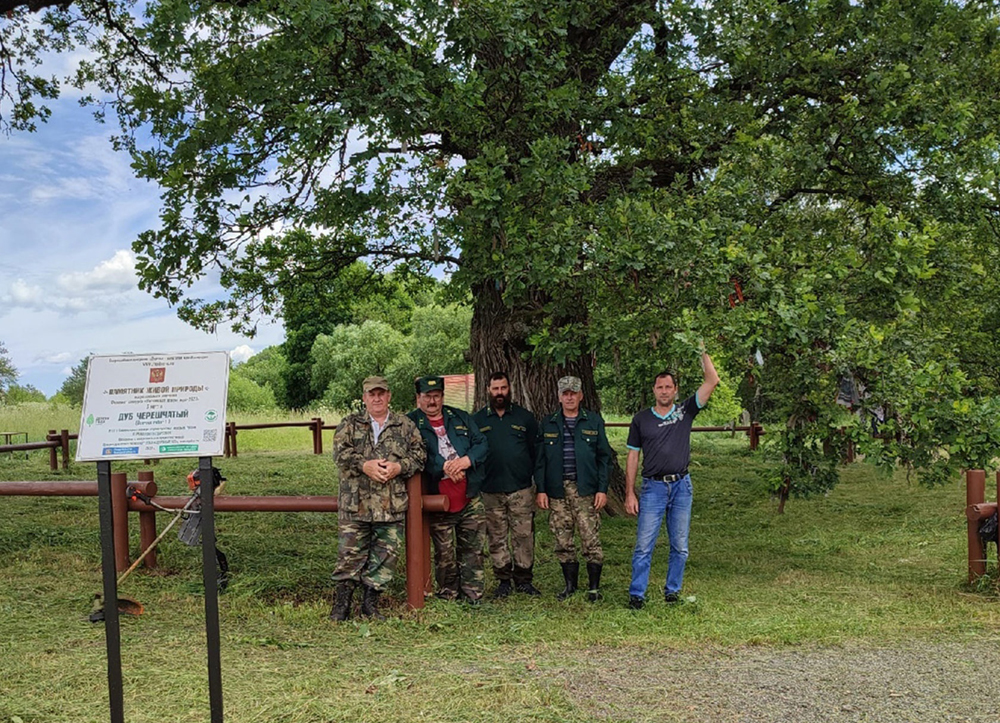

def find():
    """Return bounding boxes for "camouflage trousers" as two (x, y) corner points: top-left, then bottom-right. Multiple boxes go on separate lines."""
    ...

(429, 496), (486, 601)
(482, 486), (535, 581)
(548, 479), (604, 564)
(332, 516), (403, 592)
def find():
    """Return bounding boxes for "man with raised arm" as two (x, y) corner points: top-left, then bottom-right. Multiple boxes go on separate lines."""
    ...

(625, 348), (720, 609)
(330, 376), (426, 621)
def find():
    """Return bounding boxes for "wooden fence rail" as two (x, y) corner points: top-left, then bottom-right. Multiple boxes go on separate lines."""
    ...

(0, 429), (75, 470)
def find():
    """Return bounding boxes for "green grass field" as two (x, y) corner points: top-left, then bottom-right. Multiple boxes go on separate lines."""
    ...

(0, 405), (995, 722)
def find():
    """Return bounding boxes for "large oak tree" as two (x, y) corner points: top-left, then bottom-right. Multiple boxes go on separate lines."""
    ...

(5, 0), (1000, 504)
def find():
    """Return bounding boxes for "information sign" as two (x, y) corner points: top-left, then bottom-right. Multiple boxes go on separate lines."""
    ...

(76, 352), (229, 461)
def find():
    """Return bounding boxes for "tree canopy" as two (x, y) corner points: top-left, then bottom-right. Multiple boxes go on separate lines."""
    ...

(0, 342), (16, 403)
(5, 0), (1000, 500)
(57, 356), (89, 407)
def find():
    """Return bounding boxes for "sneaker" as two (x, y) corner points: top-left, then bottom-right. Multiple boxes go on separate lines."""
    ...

(515, 582), (542, 596)
(628, 595), (644, 610)
(664, 592), (680, 604)
(492, 580), (513, 599)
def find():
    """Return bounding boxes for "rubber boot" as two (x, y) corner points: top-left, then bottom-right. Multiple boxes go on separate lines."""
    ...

(329, 581), (356, 621)
(360, 585), (386, 621)
(586, 562), (603, 602)
(557, 561), (579, 600)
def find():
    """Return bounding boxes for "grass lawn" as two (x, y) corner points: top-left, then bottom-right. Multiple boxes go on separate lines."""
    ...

(0, 417), (995, 722)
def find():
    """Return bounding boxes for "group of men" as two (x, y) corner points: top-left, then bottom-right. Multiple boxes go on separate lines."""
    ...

(328, 350), (719, 620)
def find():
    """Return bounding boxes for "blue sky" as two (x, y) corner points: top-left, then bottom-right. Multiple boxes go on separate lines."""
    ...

(0, 96), (285, 397)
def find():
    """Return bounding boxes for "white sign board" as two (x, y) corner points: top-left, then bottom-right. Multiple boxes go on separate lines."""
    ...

(76, 352), (230, 462)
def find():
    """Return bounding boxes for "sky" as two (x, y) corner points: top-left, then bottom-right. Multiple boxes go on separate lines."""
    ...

(0, 96), (285, 397)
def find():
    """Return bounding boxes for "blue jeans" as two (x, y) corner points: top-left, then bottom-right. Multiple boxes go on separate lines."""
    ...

(628, 475), (692, 599)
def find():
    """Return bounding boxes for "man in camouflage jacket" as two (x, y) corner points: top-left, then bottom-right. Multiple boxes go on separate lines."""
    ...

(330, 375), (426, 621)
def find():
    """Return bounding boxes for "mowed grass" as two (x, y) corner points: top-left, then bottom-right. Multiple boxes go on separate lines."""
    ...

(0, 406), (996, 722)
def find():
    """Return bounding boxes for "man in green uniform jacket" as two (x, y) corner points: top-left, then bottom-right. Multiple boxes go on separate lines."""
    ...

(331, 375), (427, 621)
(472, 371), (541, 598)
(408, 375), (490, 603)
(535, 375), (612, 602)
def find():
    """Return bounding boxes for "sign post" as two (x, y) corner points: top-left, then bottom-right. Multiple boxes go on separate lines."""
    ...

(77, 351), (229, 723)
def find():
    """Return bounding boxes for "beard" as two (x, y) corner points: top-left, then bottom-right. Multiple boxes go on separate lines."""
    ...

(490, 392), (511, 411)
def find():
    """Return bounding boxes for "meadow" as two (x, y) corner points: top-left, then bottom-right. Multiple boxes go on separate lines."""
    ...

(0, 405), (995, 722)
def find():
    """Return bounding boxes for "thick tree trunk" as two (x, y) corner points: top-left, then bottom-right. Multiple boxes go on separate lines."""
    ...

(468, 281), (628, 515)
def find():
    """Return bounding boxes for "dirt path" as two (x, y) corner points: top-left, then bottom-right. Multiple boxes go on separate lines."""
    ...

(543, 640), (1000, 722)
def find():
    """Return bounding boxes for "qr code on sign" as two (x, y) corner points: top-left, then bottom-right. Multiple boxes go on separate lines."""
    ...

(203, 429), (218, 442)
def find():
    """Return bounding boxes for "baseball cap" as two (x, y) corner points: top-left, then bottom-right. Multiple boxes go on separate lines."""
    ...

(362, 376), (390, 393)
(415, 375), (445, 394)
(557, 376), (582, 393)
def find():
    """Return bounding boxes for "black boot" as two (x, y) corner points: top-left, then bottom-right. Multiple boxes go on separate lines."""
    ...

(586, 562), (603, 602)
(329, 581), (356, 621)
(557, 561), (579, 600)
(360, 585), (386, 621)
(513, 565), (541, 596)
(492, 565), (513, 598)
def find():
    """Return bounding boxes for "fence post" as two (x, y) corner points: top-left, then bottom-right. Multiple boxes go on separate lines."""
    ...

(405, 474), (425, 610)
(749, 422), (760, 451)
(223, 424), (231, 458)
(48, 429), (58, 471)
(137, 470), (158, 569)
(312, 418), (323, 455)
(967, 469), (987, 582)
(111, 472), (130, 573)
(230, 422), (238, 458)
(60, 429), (70, 469)
(421, 474), (433, 595)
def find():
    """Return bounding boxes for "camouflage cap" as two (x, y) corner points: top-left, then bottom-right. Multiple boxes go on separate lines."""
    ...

(557, 376), (582, 393)
(415, 375), (445, 394)
(362, 375), (390, 393)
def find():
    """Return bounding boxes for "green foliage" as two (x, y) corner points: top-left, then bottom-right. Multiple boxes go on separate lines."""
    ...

(4, 383), (46, 405)
(6, 0), (1000, 499)
(309, 303), (473, 412)
(0, 341), (16, 403)
(311, 321), (408, 411)
(227, 369), (278, 413)
(57, 356), (89, 407)
(235, 346), (288, 406)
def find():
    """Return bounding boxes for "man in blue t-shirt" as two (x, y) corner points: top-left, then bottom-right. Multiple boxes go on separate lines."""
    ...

(625, 349), (719, 609)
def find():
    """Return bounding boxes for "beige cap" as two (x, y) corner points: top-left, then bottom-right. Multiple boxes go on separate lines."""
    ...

(557, 376), (582, 393)
(362, 375), (390, 393)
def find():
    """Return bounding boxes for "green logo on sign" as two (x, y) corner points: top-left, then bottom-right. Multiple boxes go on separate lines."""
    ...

(86, 414), (95, 426)
(160, 444), (199, 453)
(205, 410), (218, 422)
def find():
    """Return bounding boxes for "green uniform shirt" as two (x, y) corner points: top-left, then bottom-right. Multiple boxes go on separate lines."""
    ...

(534, 408), (612, 499)
(407, 406), (489, 498)
(472, 403), (539, 494)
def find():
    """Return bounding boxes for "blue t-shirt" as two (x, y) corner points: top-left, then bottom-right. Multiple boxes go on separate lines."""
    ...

(626, 395), (702, 478)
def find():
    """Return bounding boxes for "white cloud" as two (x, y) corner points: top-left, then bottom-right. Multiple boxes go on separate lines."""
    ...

(37, 352), (74, 364)
(230, 344), (256, 363)
(57, 250), (137, 293)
